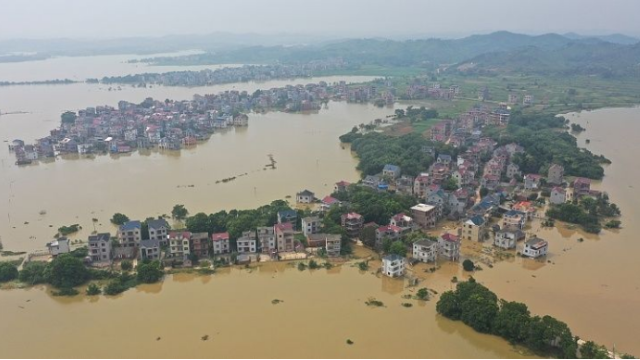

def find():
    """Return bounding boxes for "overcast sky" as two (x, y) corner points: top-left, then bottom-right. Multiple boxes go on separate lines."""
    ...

(1, 0), (639, 40)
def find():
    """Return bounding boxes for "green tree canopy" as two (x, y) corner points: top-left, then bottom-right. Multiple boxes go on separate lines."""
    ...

(111, 213), (130, 225)
(48, 254), (90, 288)
(0, 262), (19, 282)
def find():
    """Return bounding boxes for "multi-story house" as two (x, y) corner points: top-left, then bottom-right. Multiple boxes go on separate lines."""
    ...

(389, 213), (413, 232)
(301, 216), (321, 236)
(139, 239), (161, 260)
(438, 233), (460, 261)
(502, 210), (527, 230)
(522, 237), (548, 258)
(295, 189), (315, 204)
(411, 203), (439, 229)
(257, 227), (276, 254)
(236, 231), (257, 253)
(277, 209), (298, 225)
(211, 232), (231, 255)
(340, 212), (364, 237)
(524, 174), (543, 190)
(275, 222), (295, 252)
(375, 225), (403, 243)
(413, 174), (430, 199)
(550, 187), (568, 205)
(334, 180), (350, 193)
(547, 164), (564, 185)
(148, 218), (170, 246)
(168, 231), (191, 259)
(461, 215), (485, 242)
(382, 164), (401, 179)
(506, 163), (522, 179)
(573, 177), (591, 197)
(190, 232), (210, 258)
(46, 237), (70, 256)
(325, 234), (342, 257)
(412, 239), (438, 263)
(494, 229), (525, 250)
(117, 220), (142, 258)
(88, 232), (112, 262)
(382, 254), (406, 278)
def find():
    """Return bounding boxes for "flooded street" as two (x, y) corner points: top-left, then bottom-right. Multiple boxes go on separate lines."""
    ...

(0, 262), (534, 359)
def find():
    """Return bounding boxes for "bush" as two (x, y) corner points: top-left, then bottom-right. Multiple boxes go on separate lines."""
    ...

(0, 262), (19, 282)
(110, 213), (130, 225)
(308, 260), (320, 269)
(19, 262), (49, 285)
(416, 287), (429, 300)
(86, 283), (101, 296)
(48, 254), (90, 288)
(462, 259), (475, 272)
(136, 261), (164, 283)
(120, 260), (133, 271)
(52, 287), (79, 296)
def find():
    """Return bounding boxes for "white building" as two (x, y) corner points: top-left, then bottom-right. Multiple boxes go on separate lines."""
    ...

(47, 237), (70, 256)
(301, 216), (321, 236)
(148, 219), (170, 246)
(412, 239), (438, 263)
(550, 187), (567, 205)
(494, 229), (525, 249)
(381, 254), (406, 278)
(295, 190), (315, 204)
(522, 237), (548, 258)
(236, 231), (257, 253)
(438, 233), (460, 261)
(211, 232), (231, 255)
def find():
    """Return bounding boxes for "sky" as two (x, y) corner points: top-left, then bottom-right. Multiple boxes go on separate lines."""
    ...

(1, 0), (640, 40)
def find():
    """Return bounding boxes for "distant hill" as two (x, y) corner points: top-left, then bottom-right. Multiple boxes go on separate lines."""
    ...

(563, 32), (639, 45)
(454, 41), (640, 78)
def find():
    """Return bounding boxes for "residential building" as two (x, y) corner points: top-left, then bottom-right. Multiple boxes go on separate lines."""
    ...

(522, 237), (549, 258)
(147, 218), (170, 246)
(325, 234), (342, 257)
(340, 212), (364, 237)
(362, 175), (382, 189)
(168, 231), (191, 259)
(524, 174), (543, 190)
(461, 215), (485, 242)
(437, 154), (452, 166)
(502, 210), (527, 230)
(382, 164), (401, 179)
(118, 220), (142, 249)
(550, 187), (567, 205)
(301, 216), (321, 236)
(506, 163), (522, 179)
(375, 225), (403, 243)
(523, 94), (534, 106)
(438, 233), (460, 261)
(211, 232), (231, 255)
(321, 196), (341, 211)
(395, 175), (414, 196)
(296, 189), (315, 204)
(494, 229), (525, 249)
(512, 201), (536, 220)
(547, 164), (564, 185)
(411, 203), (439, 229)
(236, 231), (257, 253)
(381, 254), (406, 278)
(573, 177), (591, 197)
(257, 227), (276, 254)
(139, 239), (161, 260)
(389, 213), (413, 231)
(275, 222), (295, 252)
(190, 232), (210, 258)
(88, 232), (112, 262)
(46, 237), (70, 256)
(277, 209), (298, 225)
(334, 180), (350, 193)
(413, 174), (430, 199)
(412, 239), (438, 263)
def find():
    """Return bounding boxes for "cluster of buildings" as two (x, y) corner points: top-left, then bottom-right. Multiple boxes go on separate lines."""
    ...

(100, 61), (352, 87)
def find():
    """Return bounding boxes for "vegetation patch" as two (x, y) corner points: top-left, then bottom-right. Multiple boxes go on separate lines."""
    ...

(365, 298), (385, 307)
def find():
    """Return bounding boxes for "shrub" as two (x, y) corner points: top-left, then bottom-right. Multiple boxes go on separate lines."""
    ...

(86, 283), (101, 295)
(0, 262), (19, 282)
(462, 259), (475, 272)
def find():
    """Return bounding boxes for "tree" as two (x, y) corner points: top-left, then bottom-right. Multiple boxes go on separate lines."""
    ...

(137, 261), (164, 283)
(389, 240), (407, 257)
(86, 283), (101, 296)
(479, 187), (489, 198)
(579, 341), (609, 359)
(19, 261), (49, 285)
(111, 213), (130, 225)
(359, 226), (377, 248)
(526, 315), (576, 358)
(0, 262), (19, 282)
(462, 259), (475, 271)
(416, 288), (429, 300)
(60, 111), (77, 124)
(120, 260), (133, 271)
(493, 300), (531, 343)
(436, 291), (461, 320)
(442, 178), (459, 191)
(172, 205), (189, 220)
(48, 254), (90, 288)
(186, 212), (212, 234)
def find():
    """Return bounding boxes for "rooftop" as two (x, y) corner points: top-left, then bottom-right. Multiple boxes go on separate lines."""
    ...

(411, 203), (436, 213)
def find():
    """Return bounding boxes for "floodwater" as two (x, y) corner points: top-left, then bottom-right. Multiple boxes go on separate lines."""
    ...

(0, 75), (382, 253)
(0, 50), (234, 82)
(0, 260), (534, 358)
(473, 107), (640, 355)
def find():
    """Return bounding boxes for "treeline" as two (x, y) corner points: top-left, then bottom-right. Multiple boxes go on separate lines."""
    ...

(436, 278), (629, 359)
(546, 194), (621, 234)
(494, 111), (608, 179)
(331, 185), (417, 226)
(340, 132), (458, 177)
